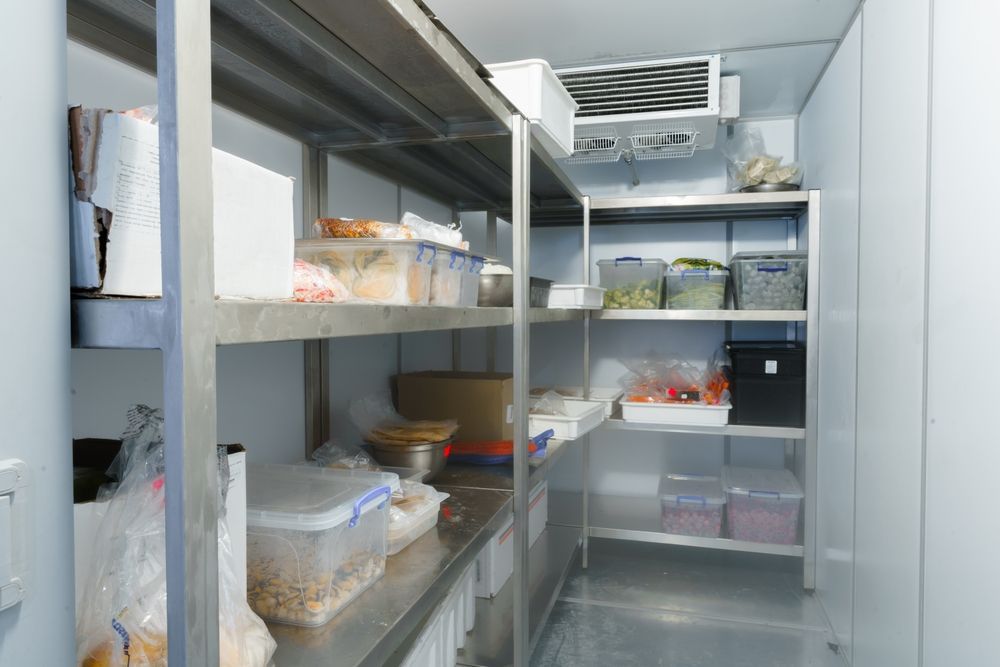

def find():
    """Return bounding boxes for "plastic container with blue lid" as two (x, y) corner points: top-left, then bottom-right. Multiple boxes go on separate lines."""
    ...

(430, 247), (467, 306)
(658, 474), (725, 537)
(246, 463), (395, 626)
(722, 465), (803, 545)
(597, 257), (667, 309)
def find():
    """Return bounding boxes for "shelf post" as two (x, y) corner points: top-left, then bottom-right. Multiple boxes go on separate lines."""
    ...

(156, 0), (219, 663)
(486, 210), (498, 372)
(803, 190), (821, 590)
(511, 114), (531, 666)
(582, 195), (591, 569)
(303, 145), (330, 456)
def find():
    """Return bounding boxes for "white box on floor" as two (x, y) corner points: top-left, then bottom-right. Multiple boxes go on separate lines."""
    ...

(474, 480), (547, 598)
(74, 445), (247, 614)
(69, 109), (294, 299)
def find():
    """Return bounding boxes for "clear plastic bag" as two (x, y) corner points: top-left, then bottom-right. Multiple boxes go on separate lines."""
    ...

(400, 211), (467, 250)
(619, 354), (730, 405)
(293, 258), (351, 303)
(76, 405), (276, 667)
(530, 389), (569, 416)
(349, 392), (459, 445)
(313, 217), (415, 239)
(721, 126), (803, 192)
(310, 439), (378, 470)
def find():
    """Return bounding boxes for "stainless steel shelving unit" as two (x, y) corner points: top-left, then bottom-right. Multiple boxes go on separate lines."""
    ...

(532, 190), (821, 590)
(65, 1), (586, 664)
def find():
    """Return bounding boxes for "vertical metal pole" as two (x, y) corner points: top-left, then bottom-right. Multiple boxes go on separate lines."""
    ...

(511, 115), (531, 666)
(803, 190), (821, 590)
(581, 196), (591, 569)
(452, 207), (463, 371)
(397, 185), (404, 375)
(304, 146), (330, 456)
(157, 0), (218, 664)
(486, 209), (498, 372)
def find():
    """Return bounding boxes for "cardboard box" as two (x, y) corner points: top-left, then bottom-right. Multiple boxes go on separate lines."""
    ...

(396, 371), (514, 443)
(68, 107), (294, 299)
(73, 441), (247, 613)
(474, 481), (547, 598)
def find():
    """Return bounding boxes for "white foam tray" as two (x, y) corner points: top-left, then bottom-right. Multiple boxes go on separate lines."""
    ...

(529, 399), (606, 440)
(620, 401), (732, 426)
(547, 284), (605, 309)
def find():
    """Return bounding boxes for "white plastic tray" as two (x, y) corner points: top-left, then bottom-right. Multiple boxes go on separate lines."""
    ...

(620, 401), (732, 426)
(486, 59), (578, 158)
(547, 284), (605, 309)
(530, 386), (623, 417)
(529, 399), (605, 440)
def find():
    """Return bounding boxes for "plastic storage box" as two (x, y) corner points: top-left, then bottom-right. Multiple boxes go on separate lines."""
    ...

(459, 256), (484, 307)
(665, 269), (730, 309)
(430, 248), (466, 306)
(485, 59), (578, 158)
(530, 386), (624, 418)
(620, 401), (731, 425)
(529, 399), (605, 440)
(388, 481), (449, 555)
(658, 474), (726, 537)
(295, 239), (435, 305)
(726, 341), (806, 427)
(723, 465), (803, 545)
(598, 258), (668, 309)
(547, 284), (605, 309)
(730, 251), (807, 310)
(245, 464), (394, 626)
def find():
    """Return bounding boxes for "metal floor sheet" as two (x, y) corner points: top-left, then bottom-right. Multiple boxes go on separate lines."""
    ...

(531, 539), (846, 667)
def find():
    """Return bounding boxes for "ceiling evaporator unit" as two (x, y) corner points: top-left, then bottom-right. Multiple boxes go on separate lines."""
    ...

(554, 54), (740, 168)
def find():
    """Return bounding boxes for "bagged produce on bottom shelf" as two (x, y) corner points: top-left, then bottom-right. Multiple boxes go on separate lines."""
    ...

(76, 406), (275, 667)
(620, 353), (730, 405)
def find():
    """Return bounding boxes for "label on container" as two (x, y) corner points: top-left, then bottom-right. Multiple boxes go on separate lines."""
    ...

(765, 360), (778, 374)
(506, 404), (514, 423)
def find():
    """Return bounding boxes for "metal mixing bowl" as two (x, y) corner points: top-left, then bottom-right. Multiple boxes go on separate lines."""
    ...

(369, 439), (451, 481)
(478, 275), (554, 307)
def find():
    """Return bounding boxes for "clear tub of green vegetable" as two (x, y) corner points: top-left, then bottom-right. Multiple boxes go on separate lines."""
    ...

(597, 257), (667, 309)
(665, 258), (729, 310)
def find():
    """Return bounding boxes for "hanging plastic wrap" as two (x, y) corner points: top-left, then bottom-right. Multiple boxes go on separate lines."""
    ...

(76, 405), (276, 667)
(529, 389), (569, 416)
(310, 439), (378, 470)
(400, 211), (468, 250)
(721, 126), (803, 192)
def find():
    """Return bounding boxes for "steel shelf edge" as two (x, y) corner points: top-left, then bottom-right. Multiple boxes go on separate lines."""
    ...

(593, 309), (807, 322)
(603, 418), (806, 440)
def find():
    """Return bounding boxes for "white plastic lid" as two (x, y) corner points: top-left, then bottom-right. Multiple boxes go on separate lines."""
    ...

(246, 463), (396, 532)
(730, 250), (807, 262)
(596, 258), (667, 267)
(722, 465), (804, 500)
(658, 474), (725, 506)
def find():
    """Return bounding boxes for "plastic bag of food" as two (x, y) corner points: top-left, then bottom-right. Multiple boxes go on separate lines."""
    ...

(619, 356), (720, 404)
(313, 217), (415, 239)
(349, 393), (459, 445)
(77, 406), (276, 667)
(400, 211), (468, 250)
(530, 389), (569, 416)
(721, 126), (803, 191)
(310, 439), (378, 470)
(293, 258), (351, 303)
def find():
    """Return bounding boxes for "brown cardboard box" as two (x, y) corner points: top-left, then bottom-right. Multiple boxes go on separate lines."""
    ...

(396, 371), (514, 443)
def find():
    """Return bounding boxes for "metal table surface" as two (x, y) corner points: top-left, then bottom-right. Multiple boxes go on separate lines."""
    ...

(268, 487), (511, 667)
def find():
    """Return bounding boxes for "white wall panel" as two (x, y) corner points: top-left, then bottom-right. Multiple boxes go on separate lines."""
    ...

(853, 2), (931, 665)
(922, 2), (1000, 664)
(797, 14), (862, 660)
(0, 3), (75, 662)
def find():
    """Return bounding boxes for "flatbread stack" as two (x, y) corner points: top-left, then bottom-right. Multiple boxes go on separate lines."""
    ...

(364, 419), (458, 447)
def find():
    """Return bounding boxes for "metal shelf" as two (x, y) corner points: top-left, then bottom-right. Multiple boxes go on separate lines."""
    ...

(532, 190), (813, 227)
(456, 524), (582, 667)
(549, 491), (804, 558)
(269, 487), (512, 667)
(529, 308), (586, 324)
(603, 417), (805, 440)
(594, 309), (807, 322)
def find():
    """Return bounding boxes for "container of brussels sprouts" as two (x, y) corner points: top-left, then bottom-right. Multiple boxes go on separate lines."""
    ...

(665, 258), (730, 310)
(597, 257), (667, 309)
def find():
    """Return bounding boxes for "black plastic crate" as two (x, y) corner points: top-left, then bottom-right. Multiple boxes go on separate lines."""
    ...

(725, 341), (805, 427)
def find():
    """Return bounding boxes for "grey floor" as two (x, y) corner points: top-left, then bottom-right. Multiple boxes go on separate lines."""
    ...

(531, 539), (846, 667)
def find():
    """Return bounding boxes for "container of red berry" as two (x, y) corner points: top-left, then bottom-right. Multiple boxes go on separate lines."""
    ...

(658, 474), (725, 538)
(722, 465), (803, 545)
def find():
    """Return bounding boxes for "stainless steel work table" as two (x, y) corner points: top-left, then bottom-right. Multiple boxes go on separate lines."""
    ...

(268, 486), (511, 667)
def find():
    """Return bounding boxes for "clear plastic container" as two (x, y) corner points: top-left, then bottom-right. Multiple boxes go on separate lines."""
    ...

(658, 474), (726, 537)
(388, 481), (449, 555)
(597, 258), (667, 309)
(665, 269), (730, 309)
(723, 465), (803, 545)
(729, 251), (807, 310)
(295, 239), (436, 305)
(246, 464), (393, 626)
(430, 248), (466, 306)
(460, 256), (484, 307)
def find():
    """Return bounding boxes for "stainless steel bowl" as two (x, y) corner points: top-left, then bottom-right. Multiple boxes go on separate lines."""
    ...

(369, 439), (451, 482)
(740, 183), (800, 193)
(478, 275), (554, 307)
